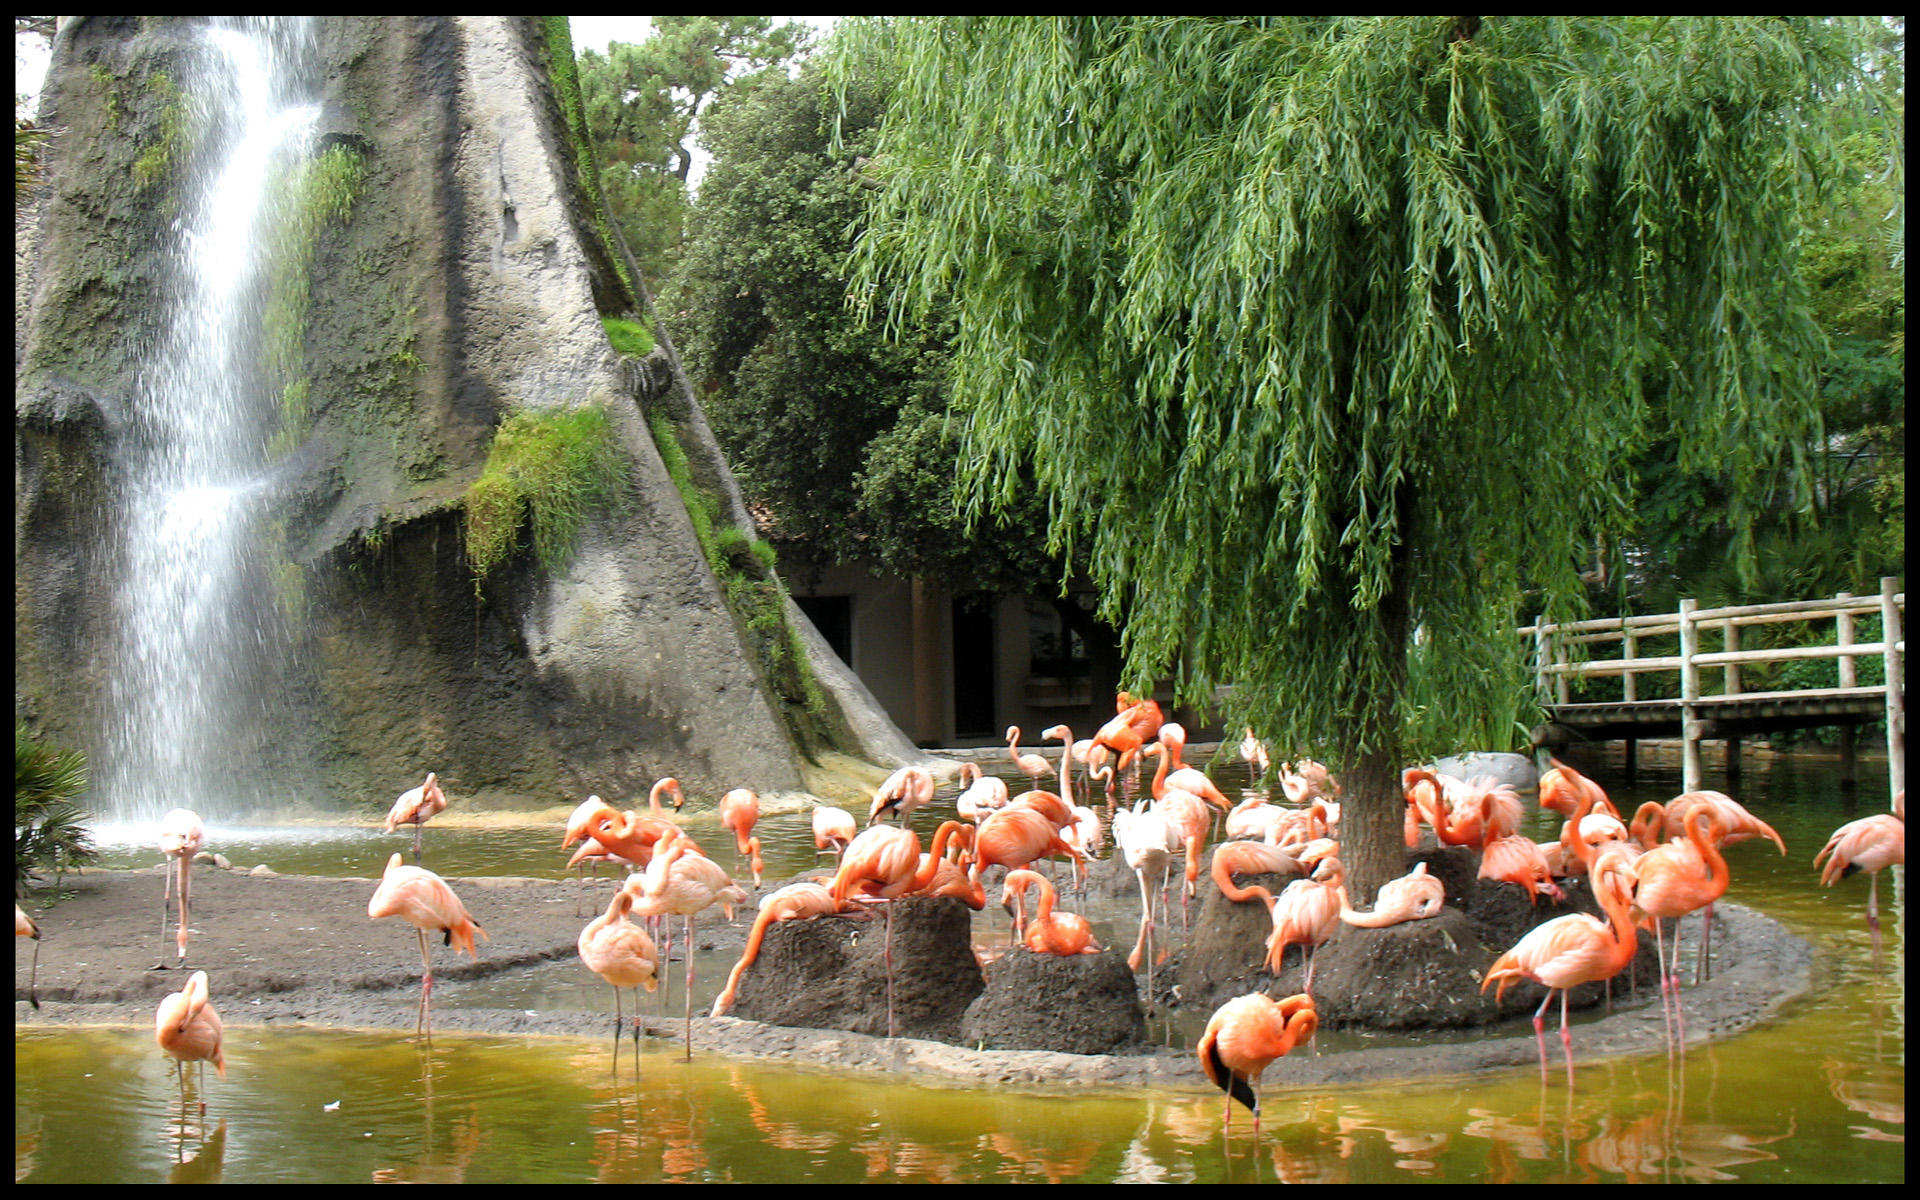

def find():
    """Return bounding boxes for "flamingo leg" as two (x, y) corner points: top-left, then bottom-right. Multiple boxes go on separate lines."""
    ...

(29, 935), (41, 1010)
(1559, 988), (1576, 1089)
(684, 913), (696, 1060)
(162, 855), (174, 956)
(1867, 871), (1883, 964)
(1531, 989), (1555, 1085)
(412, 822), (423, 863)
(416, 925), (434, 1043)
(176, 857), (191, 960)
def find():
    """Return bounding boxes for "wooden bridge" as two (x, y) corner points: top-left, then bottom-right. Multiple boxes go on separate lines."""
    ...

(1524, 577), (1904, 798)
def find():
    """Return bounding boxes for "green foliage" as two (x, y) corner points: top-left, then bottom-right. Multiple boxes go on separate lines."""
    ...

(463, 405), (629, 592)
(15, 721), (95, 891)
(673, 63), (1058, 595)
(649, 413), (831, 758)
(1616, 27), (1904, 614)
(576, 16), (809, 285)
(832, 16), (1879, 778)
(601, 314), (654, 358)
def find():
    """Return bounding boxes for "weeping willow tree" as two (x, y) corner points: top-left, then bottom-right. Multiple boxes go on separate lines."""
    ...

(830, 16), (1884, 897)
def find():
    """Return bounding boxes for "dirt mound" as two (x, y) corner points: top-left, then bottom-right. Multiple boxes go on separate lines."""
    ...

(961, 945), (1145, 1054)
(1177, 844), (1664, 1025)
(723, 895), (984, 1040)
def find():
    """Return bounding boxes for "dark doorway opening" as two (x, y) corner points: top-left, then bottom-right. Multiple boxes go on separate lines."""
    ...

(952, 594), (996, 737)
(794, 595), (853, 667)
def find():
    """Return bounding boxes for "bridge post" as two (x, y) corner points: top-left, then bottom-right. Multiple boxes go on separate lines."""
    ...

(1883, 577), (1905, 804)
(1837, 592), (1858, 786)
(1680, 597), (1701, 793)
(1723, 619), (1742, 781)
(1622, 619), (1638, 780)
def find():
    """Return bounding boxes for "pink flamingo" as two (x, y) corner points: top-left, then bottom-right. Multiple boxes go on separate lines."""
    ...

(1813, 790), (1905, 960)
(384, 772), (447, 861)
(1001, 868), (1101, 956)
(367, 851), (487, 1042)
(1198, 992), (1317, 1142)
(155, 969), (224, 1115)
(812, 805), (858, 864)
(626, 832), (748, 1058)
(1482, 852), (1640, 1086)
(719, 788), (764, 887)
(159, 808), (205, 961)
(577, 887), (659, 1053)
(711, 881), (874, 1017)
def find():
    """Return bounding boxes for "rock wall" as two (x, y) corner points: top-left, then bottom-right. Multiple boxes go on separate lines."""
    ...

(15, 16), (921, 815)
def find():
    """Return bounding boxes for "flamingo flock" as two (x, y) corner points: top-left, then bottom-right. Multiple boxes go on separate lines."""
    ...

(12, 714), (1888, 1160)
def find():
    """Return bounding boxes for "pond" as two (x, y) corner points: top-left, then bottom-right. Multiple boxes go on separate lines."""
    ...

(14, 749), (1905, 1182)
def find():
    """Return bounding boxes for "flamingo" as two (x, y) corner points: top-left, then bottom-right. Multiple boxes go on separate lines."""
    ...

(1279, 759), (1340, 804)
(812, 805), (858, 864)
(972, 803), (1086, 881)
(1814, 791), (1905, 959)
(1112, 799), (1175, 1010)
(1538, 757), (1616, 820)
(16, 905), (41, 1010)
(869, 765), (935, 827)
(1339, 861), (1446, 927)
(1091, 696), (1163, 774)
(719, 788), (764, 887)
(1265, 854), (1346, 991)
(577, 887), (659, 1053)
(155, 970), (224, 1114)
(829, 823), (923, 1037)
(1197, 992), (1318, 1141)
(384, 772), (447, 862)
(1006, 727), (1052, 788)
(710, 881), (874, 1017)
(1209, 839), (1305, 903)
(1633, 806), (1730, 1045)
(1153, 723), (1233, 812)
(1240, 728), (1271, 786)
(1479, 833), (1566, 905)
(1001, 868), (1101, 956)
(568, 780), (694, 875)
(1482, 852), (1640, 1086)
(954, 761), (1010, 822)
(158, 808), (205, 961)
(626, 833), (748, 1058)
(367, 852), (487, 1042)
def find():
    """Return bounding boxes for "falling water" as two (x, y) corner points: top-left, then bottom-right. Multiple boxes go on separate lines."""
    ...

(104, 18), (320, 822)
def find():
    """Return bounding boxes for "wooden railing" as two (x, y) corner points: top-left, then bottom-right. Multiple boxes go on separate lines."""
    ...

(1520, 577), (1905, 797)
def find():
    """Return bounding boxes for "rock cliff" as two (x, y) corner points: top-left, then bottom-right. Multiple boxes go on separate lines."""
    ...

(15, 16), (921, 816)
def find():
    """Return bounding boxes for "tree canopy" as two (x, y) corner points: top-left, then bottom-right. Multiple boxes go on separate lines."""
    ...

(829, 15), (1886, 892)
(578, 17), (809, 283)
(671, 63), (1060, 597)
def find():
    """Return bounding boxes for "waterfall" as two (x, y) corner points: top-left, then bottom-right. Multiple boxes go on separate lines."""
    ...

(103, 18), (321, 822)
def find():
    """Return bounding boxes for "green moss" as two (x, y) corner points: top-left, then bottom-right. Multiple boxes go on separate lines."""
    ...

(132, 72), (184, 191)
(90, 65), (121, 131)
(601, 314), (654, 358)
(463, 404), (629, 592)
(538, 16), (638, 308)
(262, 143), (366, 456)
(648, 413), (832, 758)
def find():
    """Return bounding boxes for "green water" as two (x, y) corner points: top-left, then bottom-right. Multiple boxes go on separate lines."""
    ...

(15, 752), (1905, 1182)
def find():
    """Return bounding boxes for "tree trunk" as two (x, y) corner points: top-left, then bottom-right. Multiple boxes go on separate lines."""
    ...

(1337, 488), (1417, 904)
